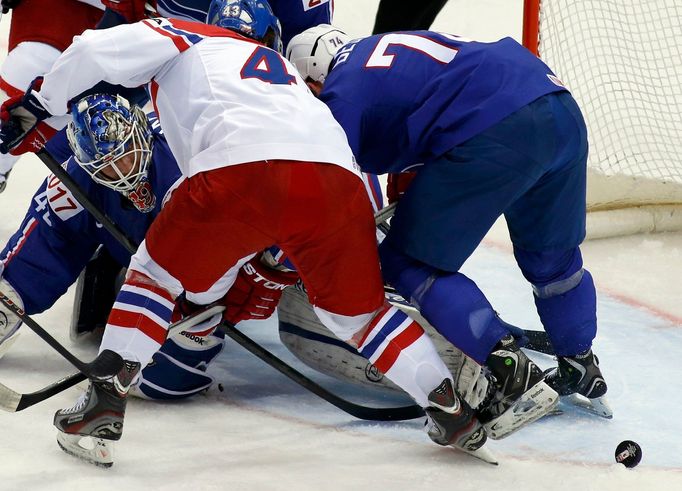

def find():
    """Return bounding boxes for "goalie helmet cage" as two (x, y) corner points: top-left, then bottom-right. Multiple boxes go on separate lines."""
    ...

(522, 0), (682, 239)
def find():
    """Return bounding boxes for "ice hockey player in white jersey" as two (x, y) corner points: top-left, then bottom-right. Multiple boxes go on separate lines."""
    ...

(0, 0), (493, 467)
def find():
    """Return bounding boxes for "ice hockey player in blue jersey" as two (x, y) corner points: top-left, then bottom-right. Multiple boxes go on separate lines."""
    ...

(287, 25), (612, 437)
(100, 0), (333, 50)
(0, 93), (289, 400)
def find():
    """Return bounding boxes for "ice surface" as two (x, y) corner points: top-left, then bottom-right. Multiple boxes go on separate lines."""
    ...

(1, 2), (681, 489)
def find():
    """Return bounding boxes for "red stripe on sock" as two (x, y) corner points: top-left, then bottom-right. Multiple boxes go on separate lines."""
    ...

(108, 308), (168, 345)
(125, 271), (175, 303)
(356, 303), (392, 349)
(373, 321), (424, 373)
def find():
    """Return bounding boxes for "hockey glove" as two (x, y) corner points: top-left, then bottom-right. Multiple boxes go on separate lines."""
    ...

(1, 0), (20, 13)
(223, 255), (299, 325)
(171, 295), (224, 337)
(0, 77), (56, 155)
(102, 0), (158, 23)
(386, 171), (417, 204)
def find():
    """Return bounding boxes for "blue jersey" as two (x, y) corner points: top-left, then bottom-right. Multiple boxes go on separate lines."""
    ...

(0, 120), (182, 314)
(155, 0), (333, 48)
(320, 32), (568, 174)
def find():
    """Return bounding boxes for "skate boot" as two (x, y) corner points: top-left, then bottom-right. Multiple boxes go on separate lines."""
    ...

(545, 349), (612, 418)
(54, 359), (141, 467)
(478, 334), (558, 440)
(425, 378), (497, 465)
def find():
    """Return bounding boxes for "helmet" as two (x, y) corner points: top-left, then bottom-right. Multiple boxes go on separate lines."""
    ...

(67, 94), (154, 210)
(206, 0), (283, 53)
(286, 24), (350, 83)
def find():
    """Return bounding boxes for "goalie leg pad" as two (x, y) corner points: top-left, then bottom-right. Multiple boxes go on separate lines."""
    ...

(0, 278), (23, 359)
(278, 286), (490, 409)
(131, 330), (225, 400)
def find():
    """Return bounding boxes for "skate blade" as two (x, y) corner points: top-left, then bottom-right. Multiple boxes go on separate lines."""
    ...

(0, 332), (20, 360)
(484, 381), (559, 440)
(455, 444), (499, 465)
(564, 393), (613, 419)
(56, 432), (115, 468)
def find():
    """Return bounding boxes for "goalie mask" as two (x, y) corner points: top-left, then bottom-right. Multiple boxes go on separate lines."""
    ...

(286, 24), (351, 83)
(67, 93), (156, 213)
(207, 0), (283, 53)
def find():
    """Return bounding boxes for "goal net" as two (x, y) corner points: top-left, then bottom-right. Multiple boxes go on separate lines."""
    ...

(523, 0), (682, 238)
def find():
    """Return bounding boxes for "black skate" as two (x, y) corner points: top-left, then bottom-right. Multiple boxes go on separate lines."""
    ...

(478, 334), (558, 440)
(545, 349), (612, 418)
(54, 359), (141, 467)
(425, 378), (497, 465)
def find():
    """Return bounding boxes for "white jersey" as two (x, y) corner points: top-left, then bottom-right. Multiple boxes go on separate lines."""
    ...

(35, 18), (358, 179)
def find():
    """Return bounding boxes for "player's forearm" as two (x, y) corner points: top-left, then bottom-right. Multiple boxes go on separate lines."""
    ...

(34, 23), (174, 115)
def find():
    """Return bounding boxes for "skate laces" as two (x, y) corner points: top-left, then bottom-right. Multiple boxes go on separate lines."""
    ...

(60, 386), (94, 415)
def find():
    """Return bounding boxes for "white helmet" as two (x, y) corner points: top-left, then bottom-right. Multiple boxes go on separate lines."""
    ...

(286, 24), (350, 83)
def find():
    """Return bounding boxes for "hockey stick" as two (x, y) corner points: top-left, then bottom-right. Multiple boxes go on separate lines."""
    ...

(216, 322), (425, 421)
(0, 303), (226, 412)
(520, 330), (554, 356)
(0, 291), (123, 406)
(36, 149), (138, 255)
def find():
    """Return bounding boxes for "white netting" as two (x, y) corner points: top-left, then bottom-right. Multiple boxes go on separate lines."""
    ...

(535, 0), (682, 214)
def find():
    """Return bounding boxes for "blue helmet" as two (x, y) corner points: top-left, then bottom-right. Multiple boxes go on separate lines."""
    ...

(67, 94), (155, 210)
(206, 0), (283, 53)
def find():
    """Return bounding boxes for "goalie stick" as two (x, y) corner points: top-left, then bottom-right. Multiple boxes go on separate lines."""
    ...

(216, 322), (424, 421)
(0, 303), (226, 412)
(0, 306), (424, 420)
(36, 149), (138, 255)
(383, 287), (555, 356)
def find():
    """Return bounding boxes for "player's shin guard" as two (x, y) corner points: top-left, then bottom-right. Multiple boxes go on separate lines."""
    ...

(533, 269), (597, 356)
(351, 303), (454, 407)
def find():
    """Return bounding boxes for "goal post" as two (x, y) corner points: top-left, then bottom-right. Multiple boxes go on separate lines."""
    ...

(522, 0), (682, 239)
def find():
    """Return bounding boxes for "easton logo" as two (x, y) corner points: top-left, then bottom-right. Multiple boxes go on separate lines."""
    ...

(243, 263), (288, 290)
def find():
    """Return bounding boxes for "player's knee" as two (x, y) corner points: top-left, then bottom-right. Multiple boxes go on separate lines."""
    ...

(378, 240), (433, 306)
(514, 246), (584, 295)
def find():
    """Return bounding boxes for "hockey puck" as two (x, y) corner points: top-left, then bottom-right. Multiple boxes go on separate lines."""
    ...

(615, 440), (642, 468)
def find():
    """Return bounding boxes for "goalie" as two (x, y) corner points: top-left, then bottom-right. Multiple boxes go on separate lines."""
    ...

(0, 93), (290, 400)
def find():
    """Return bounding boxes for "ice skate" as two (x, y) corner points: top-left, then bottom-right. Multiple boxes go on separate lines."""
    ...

(54, 359), (140, 467)
(545, 349), (612, 418)
(478, 334), (558, 440)
(425, 378), (497, 465)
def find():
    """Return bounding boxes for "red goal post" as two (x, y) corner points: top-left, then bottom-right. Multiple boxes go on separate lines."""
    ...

(522, 0), (682, 239)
